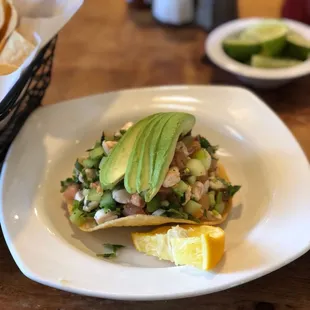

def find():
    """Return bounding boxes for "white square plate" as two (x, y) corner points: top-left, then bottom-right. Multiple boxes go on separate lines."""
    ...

(1, 86), (310, 300)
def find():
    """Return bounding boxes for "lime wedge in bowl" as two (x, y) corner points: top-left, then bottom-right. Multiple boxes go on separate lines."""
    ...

(223, 37), (261, 62)
(251, 55), (302, 68)
(240, 21), (288, 56)
(286, 31), (310, 60)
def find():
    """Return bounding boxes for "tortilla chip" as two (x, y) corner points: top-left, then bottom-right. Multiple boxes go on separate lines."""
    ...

(0, 62), (17, 74)
(0, 0), (6, 33)
(0, 0), (17, 51)
(0, 30), (35, 67)
(66, 163), (234, 232)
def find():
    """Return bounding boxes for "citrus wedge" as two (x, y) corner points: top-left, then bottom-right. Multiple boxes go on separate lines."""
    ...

(240, 21), (288, 56)
(223, 37), (261, 62)
(286, 31), (310, 61)
(132, 225), (225, 271)
(251, 55), (302, 68)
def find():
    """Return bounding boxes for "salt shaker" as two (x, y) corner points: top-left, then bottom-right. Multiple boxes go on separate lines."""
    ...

(152, 0), (195, 26)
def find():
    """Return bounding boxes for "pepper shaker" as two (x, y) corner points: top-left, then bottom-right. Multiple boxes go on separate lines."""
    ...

(195, 0), (238, 31)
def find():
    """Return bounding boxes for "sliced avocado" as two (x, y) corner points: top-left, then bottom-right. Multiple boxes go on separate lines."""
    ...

(172, 180), (189, 197)
(124, 113), (163, 193)
(136, 113), (175, 193)
(136, 114), (166, 193)
(144, 112), (195, 202)
(99, 114), (156, 189)
(147, 113), (175, 192)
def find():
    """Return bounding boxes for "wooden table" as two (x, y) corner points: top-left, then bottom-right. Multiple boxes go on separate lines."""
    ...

(1, 1), (310, 309)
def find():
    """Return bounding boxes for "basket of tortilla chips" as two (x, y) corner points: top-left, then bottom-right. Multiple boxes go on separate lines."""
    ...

(0, 0), (57, 169)
(0, 36), (57, 168)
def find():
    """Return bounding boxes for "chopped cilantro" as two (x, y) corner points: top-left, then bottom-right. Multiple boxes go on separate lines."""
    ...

(188, 214), (201, 223)
(197, 135), (218, 154)
(60, 178), (75, 193)
(74, 160), (83, 172)
(97, 244), (125, 259)
(167, 208), (189, 219)
(203, 209), (207, 218)
(100, 131), (106, 143)
(227, 185), (241, 197)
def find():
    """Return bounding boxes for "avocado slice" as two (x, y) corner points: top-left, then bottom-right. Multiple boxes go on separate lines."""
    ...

(144, 112), (195, 202)
(136, 113), (167, 193)
(136, 113), (176, 193)
(99, 114), (156, 189)
(147, 113), (175, 192)
(125, 113), (164, 193)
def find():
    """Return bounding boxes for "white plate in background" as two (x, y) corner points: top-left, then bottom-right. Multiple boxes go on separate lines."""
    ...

(206, 18), (310, 88)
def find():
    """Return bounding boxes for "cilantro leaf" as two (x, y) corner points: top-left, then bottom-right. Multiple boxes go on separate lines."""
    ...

(227, 185), (241, 197)
(74, 160), (83, 172)
(166, 208), (188, 219)
(97, 244), (125, 259)
(188, 214), (201, 223)
(96, 253), (116, 258)
(60, 178), (75, 193)
(197, 135), (218, 154)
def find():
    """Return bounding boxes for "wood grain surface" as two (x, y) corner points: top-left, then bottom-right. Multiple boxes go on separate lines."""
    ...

(1, 1), (310, 309)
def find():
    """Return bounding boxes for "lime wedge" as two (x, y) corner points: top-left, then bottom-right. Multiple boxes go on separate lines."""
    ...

(251, 55), (302, 68)
(240, 21), (288, 56)
(286, 32), (310, 61)
(223, 38), (261, 62)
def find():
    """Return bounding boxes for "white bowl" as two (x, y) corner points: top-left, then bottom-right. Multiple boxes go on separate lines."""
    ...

(205, 18), (310, 89)
(1, 86), (310, 300)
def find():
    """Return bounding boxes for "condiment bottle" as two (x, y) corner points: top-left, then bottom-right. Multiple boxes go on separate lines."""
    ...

(195, 0), (238, 31)
(152, 0), (195, 26)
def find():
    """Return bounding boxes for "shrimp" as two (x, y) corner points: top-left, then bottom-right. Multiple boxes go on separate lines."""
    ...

(63, 184), (79, 202)
(123, 204), (146, 216)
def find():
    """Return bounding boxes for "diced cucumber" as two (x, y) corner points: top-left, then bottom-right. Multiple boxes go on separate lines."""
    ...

(83, 158), (96, 168)
(184, 200), (202, 217)
(212, 209), (222, 219)
(215, 201), (225, 214)
(161, 200), (170, 207)
(82, 189), (89, 197)
(85, 169), (96, 181)
(216, 191), (223, 204)
(192, 149), (212, 170)
(90, 146), (105, 159)
(147, 195), (161, 213)
(209, 177), (226, 190)
(186, 159), (206, 177)
(192, 149), (205, 160)
(208, 191), (216, 207)
(88, 188), (103, 202)
(69, 209), (86, 226)
(99, 191), (115, 209)
(214, 191), (225, 214)
(187, 175), (196, 185)
(172, 180), (189, 197)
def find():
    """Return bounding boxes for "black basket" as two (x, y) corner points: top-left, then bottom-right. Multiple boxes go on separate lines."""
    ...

(0, 36), (57, 168)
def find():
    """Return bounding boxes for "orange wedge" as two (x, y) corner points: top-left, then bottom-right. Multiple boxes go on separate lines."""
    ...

(132, 225), (225, 271)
